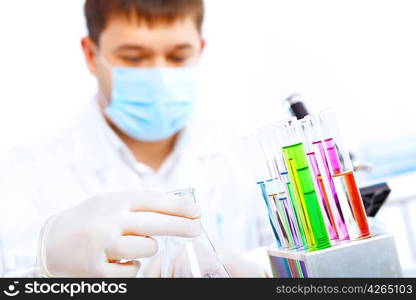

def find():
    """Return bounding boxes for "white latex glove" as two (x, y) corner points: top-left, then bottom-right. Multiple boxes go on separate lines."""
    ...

(37, 191), (201, 277)
(143, 242), (267, 278)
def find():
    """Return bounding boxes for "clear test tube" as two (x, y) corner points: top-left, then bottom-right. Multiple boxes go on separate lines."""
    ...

(264, 179), (294, 249)
(275, 118), (331, 251)
(316, 109), (371, 239)
(257, 128), (295, 249)
(300, 117), (340, 241)
(265, 126), (307, 250)
(257, 180), (283, 248)
(245, 135), (283, 248)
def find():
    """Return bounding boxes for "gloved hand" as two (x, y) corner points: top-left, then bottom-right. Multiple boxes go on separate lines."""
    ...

(37, 190), (201, 277)
(143, 242), (267, 278)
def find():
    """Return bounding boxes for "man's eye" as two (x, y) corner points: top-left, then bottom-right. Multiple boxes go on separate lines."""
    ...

(169, 56), (187, 63)
(121, 56), (143, 63)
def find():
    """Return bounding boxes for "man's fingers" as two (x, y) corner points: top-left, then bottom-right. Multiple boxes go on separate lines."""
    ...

(123, 212), (201, 237)
(104, 191), (201, 219)
(102, 261), (140, 278)
(106, 236), (158, 261)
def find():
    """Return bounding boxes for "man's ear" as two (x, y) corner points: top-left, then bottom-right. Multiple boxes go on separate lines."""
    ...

(199, 39), (206, 54)
(81, 36), (98, 76)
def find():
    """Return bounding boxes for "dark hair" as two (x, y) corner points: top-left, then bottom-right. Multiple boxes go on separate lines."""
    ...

(84, 0), (204, 45)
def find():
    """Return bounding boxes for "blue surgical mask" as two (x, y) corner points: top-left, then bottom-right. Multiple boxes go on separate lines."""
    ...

(103, 63), (198, 141)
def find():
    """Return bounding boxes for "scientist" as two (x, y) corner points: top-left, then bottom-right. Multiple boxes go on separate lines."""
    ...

(0, 0), (271, 277)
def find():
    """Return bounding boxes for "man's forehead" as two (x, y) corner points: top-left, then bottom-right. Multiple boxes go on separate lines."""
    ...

(99, 15), (201, 50)
(101, 14), (199, 38)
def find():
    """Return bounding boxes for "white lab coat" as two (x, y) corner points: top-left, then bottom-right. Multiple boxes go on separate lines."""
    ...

(0, 100), (272, 276)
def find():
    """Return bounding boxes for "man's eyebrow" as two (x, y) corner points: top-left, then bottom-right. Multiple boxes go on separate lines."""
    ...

(172, 43), (195, 50)
(115, 45), (148, 52)
(114, 43), (195, 52)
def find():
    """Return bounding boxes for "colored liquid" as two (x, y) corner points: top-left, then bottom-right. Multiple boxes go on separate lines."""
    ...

(278, 188), (303, 249)
(257, 181), (282, 247)
(285, 163), (315, 249)
(269, 194), (295, 248)
(266, 178), (302, 249)
(265, 179), (293, 249)
(313, 141), (349, 241)
(325, 139), (343, 174)
(324, 138), (365, 240)
(307, 152), (339, 240)
(283, 173), (307, 249)
(270, 257), (308, 278)
(332, 171), (371, 239)
(282, 143), (331, 251)
(286, 181), (308, 247)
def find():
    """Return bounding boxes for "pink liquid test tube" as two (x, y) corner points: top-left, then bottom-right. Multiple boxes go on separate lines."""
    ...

(300, 117), (350, 241)
(313, 140), (349, 241)
(306, 151), (339, 240)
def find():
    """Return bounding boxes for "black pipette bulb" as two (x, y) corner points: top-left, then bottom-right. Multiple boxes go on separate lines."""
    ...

(284, 93), (309, 120)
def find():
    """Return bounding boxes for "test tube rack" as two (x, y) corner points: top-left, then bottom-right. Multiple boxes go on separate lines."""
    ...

(268, 234), (402, 278)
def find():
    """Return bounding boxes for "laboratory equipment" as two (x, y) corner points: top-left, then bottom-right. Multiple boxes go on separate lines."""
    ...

(360, 182), (391, 216)
(316, 110), (371, 239)
(255, 106), (393, 278)
(163, 188), (230, 278)
(275, 118), (331, 251)
(284, 93), (309, 120)
(258, 127), (307, 250)
(257, 129), (304, 250)
(246, 134), (284, 247)
(300, 118), (339, 241)
(283, 93), (373, 173)
(257, 181), (283, 247)
(264, 179), (295, 249)
(268, 233), (401, 278)
(283, 93), (388, 226)
(300, 117), (350, 241)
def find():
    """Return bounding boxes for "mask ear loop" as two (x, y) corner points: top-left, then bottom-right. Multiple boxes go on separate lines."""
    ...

(96, 54), (113, 110)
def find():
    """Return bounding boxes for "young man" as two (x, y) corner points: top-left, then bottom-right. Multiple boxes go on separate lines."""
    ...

(0, 0), (271, 277)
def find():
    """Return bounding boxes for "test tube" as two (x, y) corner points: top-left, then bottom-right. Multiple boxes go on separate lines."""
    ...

(278, 155), (308, 249)
(245, 135), (283, 248)
(264, 179), (295, 249)
(302, 116), (350, 241)
(300, 117), (340, 241)
(275, 118), (331, 251)
(263, 126), (307, 250)
(257, 180), (283, 247)
(315, 110), (371, 239)
(257, 129), (306, 277)
(257, 129), (296, 249)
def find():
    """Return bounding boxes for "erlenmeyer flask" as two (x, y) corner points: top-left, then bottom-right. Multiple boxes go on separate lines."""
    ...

(161, 188), (230, 278)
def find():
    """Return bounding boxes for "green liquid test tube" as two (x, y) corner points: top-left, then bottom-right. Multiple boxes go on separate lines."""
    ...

(283, 142), (331, 251)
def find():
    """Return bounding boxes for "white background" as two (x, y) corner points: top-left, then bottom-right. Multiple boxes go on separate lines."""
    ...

(0, 0), (416, 274)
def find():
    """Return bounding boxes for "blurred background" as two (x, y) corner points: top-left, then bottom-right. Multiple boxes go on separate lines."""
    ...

(0, 0), (415, 275)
